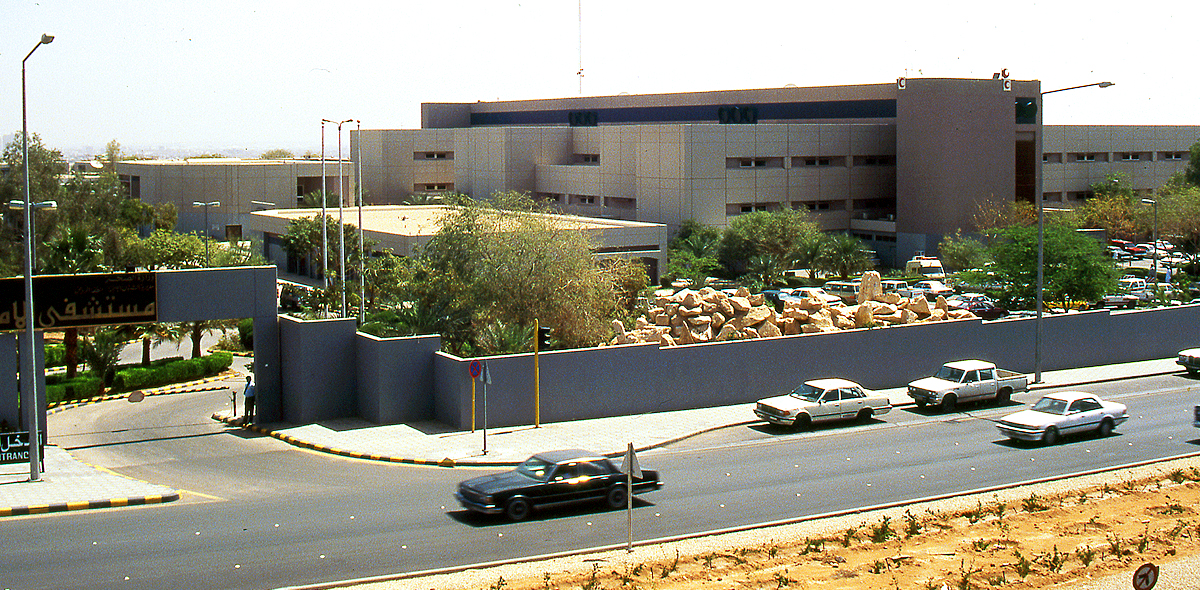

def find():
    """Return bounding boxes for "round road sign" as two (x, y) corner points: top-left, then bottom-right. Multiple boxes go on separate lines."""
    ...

(1133, 562), (1159, 590)
(469, 359), (482, 379)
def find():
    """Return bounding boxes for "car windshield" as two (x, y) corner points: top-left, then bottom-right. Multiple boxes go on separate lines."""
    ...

(1032, 397), (1068, 415)
(934, 366), (965, 382)
(516, 456), (555, 481)
(789, 383), (824, 402)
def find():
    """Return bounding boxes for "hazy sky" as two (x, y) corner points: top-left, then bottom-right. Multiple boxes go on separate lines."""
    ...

(3, 1), (1196, 157)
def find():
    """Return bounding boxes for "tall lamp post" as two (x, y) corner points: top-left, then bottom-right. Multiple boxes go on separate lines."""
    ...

(1035, 81), (1114, 383)
(191, 201), (220, 266)
(1141, 198), (1158, 283)
(355, 120), (365, 324)
(320, 120), (331, 297)
(21, 32), (54, 481)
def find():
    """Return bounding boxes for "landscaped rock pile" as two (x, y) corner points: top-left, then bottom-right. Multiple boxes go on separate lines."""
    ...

(609, 271), (979, 346)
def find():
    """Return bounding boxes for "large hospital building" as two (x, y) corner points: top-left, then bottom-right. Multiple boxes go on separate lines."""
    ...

(115, 77), (1199, 270)
(353, 77), (1198, 266)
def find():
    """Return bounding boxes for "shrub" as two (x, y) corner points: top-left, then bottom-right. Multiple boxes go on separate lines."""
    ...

(111, 353), (232, 392)
(237, 318), (254, 350)
(45, 343), (66, 367)
(46, 376), (103, 404)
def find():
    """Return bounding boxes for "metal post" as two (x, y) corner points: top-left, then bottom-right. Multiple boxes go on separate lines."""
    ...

(22, 33), (54, 481)
(356, 120), (364, 323)
(336, 118), (353, 318)
(534, 318), (540, 428)
(1035, 81), (1113, 383)
(320, 120), (329, 295)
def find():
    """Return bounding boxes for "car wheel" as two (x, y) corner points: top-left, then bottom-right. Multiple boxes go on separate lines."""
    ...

(914, 400), (927, 408)
(1097, 418), (1113, 438)
(606, 485), (628, 509)
(996, 389), (1011, 405)
(505, 497), (531, 521)
(856, 409), (873, 423)
(793, 414), (812, 430)
(1042, 427), (1059, 446)
(940, 394), (957, 413)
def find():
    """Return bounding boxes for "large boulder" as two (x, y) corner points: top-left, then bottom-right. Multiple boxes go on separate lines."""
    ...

(907, 295), (931, 316)
(714, 324), (740, 342)
(758, 321), (783, 338)
(743, 305), (774, 326)
(729, 296), (752, 313)
(934, 295), (949, 313)
(876, 292), (901, 305)
(857, 271), (882, 304)
(854, 304), (875, 328)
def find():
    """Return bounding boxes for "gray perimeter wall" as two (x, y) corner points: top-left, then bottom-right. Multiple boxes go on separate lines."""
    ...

(280, 305), (1200, 430)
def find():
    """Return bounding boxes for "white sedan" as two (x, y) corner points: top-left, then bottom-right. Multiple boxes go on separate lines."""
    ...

(995, 391), (1128, 445)
(754, 378), (892, 428)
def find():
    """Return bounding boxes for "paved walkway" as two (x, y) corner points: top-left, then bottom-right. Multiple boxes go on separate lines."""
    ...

(1, 357), (1186, 518)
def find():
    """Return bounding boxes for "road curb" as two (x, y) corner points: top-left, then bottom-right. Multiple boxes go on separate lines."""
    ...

(210, 414), (458, 467)
(0, 492), (180, 518)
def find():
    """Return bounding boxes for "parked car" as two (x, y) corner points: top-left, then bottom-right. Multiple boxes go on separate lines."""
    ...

(907, 360), (1029, 411)
(946, 293), (994, 309)
(791, 287), (844, 307)
(880, 279), (910, 294)
(995, 391), (1128, 445)
(823, 280), (861, 303)
(455, 449), (662, 521)
(904, 255), (946, 280)
(962, 300), (1008, 320)
(754, 378), (892, 428)
(1107, 246), (1133, 261)
(898, 280), (955, 301)
(1178, 348), (1200, 376)
(1123, 244), (1149, 258)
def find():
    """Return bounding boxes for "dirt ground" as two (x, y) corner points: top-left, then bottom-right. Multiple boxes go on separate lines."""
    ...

(362, 456), (1200, 590)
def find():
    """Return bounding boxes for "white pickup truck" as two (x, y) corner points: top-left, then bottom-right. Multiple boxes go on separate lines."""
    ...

(907, 360), (1030, 412)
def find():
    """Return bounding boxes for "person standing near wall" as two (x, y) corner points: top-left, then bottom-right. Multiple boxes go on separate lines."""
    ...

(243, 375), (256, 425)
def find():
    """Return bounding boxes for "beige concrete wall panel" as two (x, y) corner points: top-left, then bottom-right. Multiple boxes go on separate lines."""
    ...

(756, 168), (787, 189)
(820, 126), (852, 153)
(659, 137), (684, 178)
(725, 170), (756, 189)
(724, 126), (755, 155)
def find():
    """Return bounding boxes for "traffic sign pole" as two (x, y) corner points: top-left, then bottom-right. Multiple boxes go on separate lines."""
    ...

(534, 318), (540, 428)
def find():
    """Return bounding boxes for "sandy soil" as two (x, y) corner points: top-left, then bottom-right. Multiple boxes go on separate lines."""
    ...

(354, 456), (1200, 590)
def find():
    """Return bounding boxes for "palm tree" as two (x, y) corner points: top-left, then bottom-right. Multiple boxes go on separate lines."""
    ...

(129, 323), (185, 366)
(39, 227), (107, 379)
(79, 329), (124, 395)
(813, 233), (873, 279)
(169, 321), (226, 359)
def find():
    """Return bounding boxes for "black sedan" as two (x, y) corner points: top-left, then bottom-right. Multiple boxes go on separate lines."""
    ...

(455, 449), (662, 521)
(963, 300), (1008, 320)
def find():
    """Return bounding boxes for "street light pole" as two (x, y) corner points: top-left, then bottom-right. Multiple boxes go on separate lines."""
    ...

(355, 120), (365, 324)
(191, 201), (220, 266)
(1035, 81), (1114, 383)
(1142, 198), (1158, 283)
(21, 32), (54, 481)
(335, 119), (352, 317)
(320, 120), (329, 295)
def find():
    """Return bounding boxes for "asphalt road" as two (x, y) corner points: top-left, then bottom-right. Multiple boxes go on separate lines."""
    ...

(8, 371), (1199, 590)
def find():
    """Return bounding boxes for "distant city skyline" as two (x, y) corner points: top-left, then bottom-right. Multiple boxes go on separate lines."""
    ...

(4, 1), (1198, 158)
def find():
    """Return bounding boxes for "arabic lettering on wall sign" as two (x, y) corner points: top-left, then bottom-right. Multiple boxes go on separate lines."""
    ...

(0, 272), (158, 331)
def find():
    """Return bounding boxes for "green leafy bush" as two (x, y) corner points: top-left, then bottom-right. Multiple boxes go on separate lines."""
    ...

(111, 353), (233, 392)
(45, 344), (66, 367)
(46, 376), (103, 404)
(237, 318), (254, 350)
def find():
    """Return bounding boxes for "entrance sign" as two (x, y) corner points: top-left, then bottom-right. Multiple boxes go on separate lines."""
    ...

(0, 431), (44, 465)
(0, 272), (158, 330)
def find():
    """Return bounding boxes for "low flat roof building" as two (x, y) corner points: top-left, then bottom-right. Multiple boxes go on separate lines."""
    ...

(244, 205), (667, 281)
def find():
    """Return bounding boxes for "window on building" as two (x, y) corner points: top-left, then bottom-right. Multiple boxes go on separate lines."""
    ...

(415, 183), (452, 191)
(854, 155), (895, 166)
(1161, 152), (1185, 161)
(576, 195), (596, 205)
(1043, 153), (1062, 163)
(1119, 153), (1140, 161)
(739, 204), (769, 213)
(804, 158), (831, 166)
(1073, 153), (1096, 162)
(740, 159), (766, 168)
(579, 154), (600, 164)
(416, 151), (453, 160)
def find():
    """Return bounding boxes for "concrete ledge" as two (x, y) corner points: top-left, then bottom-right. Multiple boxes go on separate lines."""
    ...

(0, 492), (179, 518)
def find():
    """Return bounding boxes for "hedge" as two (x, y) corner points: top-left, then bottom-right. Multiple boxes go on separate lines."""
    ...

(45, 344), (66, 368)
(46, 353), (234, 404)
(112, 353), (233, 392)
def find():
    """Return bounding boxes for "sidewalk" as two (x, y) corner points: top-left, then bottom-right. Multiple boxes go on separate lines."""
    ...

(212, 357), (1186, 467)
(1, 358), (1183, 518)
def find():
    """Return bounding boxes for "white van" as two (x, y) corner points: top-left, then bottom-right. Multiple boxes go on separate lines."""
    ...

(905, 255), (946, 280)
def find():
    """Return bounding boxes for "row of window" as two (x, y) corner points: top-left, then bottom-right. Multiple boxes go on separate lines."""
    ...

(416, 152), (453, 160)
(1044, 151), (1185, 163)
(725, 155), (895, 169)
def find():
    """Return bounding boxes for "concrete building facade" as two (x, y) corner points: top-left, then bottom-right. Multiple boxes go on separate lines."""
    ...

(353, 79), (1200, 266)
(115, 159), (355, 240)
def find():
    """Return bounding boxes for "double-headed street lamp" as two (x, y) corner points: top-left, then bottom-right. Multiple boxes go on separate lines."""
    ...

(21, 32), (54, 481)
(1141, 198), (1158, 282)
(1035, 81), (1114, 383)
(191, 201), (220, 267)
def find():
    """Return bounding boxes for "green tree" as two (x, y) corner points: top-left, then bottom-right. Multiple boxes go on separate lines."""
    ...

(719, 210), (821, 277)
(301, 190), (339, 208)
(260, 149), (294, 159)
(417, 191), (639, 352)
(937, 230), (991, 271)
(125, 229), (204, 270)
(812, 233), (873, 279)
(1186, 138), (1200, 188)
(128, 323), (185, 367)
(990, 224), (1118, 309)
(1076, 173), (1139, 240)
(79, 329), (125, 395)
(1155, 181), (1200, 270)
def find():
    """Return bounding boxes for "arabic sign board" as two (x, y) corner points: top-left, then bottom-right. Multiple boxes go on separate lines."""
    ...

(0, 431), (45, 465)
(0, 272), (157, 331)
